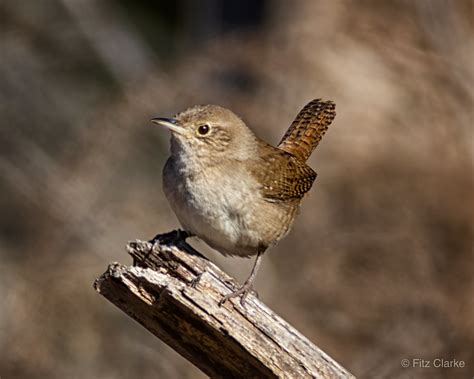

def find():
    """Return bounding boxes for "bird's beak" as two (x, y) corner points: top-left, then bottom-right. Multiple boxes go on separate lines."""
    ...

(151, 117), (185, 135)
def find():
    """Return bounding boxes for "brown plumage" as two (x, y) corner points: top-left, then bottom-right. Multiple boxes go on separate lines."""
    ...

(278, 99), (336, 162)
(151, 98), (336, 305)
(250, 144), (317, 203)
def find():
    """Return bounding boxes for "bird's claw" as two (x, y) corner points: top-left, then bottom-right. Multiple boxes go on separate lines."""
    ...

(149, 229), (192, 246)
(218, 282), (256, 307)
(190, 272), (203, 288)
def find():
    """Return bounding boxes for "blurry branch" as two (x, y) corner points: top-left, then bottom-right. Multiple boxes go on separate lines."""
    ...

(94, 239), (355, 379)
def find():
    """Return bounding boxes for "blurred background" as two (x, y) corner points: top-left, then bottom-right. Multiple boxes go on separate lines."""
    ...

(1, 0), (473, 378)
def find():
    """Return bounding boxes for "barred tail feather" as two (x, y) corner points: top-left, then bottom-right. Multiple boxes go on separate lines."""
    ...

(278, 99), (336, 162)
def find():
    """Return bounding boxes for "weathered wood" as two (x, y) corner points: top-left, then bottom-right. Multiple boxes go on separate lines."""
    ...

(94, 238), (355, 378)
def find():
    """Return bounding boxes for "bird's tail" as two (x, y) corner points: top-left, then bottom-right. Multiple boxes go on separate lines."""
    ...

(278, 99), (336, 162)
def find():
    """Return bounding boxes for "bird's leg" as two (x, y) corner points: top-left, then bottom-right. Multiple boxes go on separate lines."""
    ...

(219, 251), (264, 307)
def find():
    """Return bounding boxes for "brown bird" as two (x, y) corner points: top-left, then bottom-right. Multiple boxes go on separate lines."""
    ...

(151, 99), (336, 305)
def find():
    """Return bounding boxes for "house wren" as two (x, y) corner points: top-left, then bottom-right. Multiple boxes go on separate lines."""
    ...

(151, 99), (336, 305)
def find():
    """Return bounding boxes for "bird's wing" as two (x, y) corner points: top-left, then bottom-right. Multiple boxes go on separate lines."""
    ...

(278, 99), (336, 162)
(250, 144), (317, 203)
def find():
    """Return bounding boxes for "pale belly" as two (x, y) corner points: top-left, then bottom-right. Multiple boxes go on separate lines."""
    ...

(163, 159), (296, 257)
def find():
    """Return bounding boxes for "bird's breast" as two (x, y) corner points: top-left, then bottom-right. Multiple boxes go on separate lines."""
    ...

(163, 157), (295, 257)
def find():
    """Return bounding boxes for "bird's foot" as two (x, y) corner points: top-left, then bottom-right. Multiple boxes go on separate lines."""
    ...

(190, 272), (203, 288)
(133, 229), (193, 267)
(149, 229), (192, 246)
(218, 281), (257, 307)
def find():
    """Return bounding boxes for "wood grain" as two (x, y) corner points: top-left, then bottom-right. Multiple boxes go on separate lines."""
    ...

(94, 239), (355, 378)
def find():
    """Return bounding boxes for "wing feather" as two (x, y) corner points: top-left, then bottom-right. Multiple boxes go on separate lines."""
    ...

(250, 144), (317, 203)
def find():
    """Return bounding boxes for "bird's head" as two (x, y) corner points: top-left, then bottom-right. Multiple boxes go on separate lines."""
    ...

(152, 105), (257, 164)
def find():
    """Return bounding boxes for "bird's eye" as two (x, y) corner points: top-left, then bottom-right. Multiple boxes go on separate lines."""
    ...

(197, 124), (210, 135)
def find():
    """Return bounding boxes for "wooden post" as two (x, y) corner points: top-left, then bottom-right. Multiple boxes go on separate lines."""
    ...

(94, 238), (355, 378)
